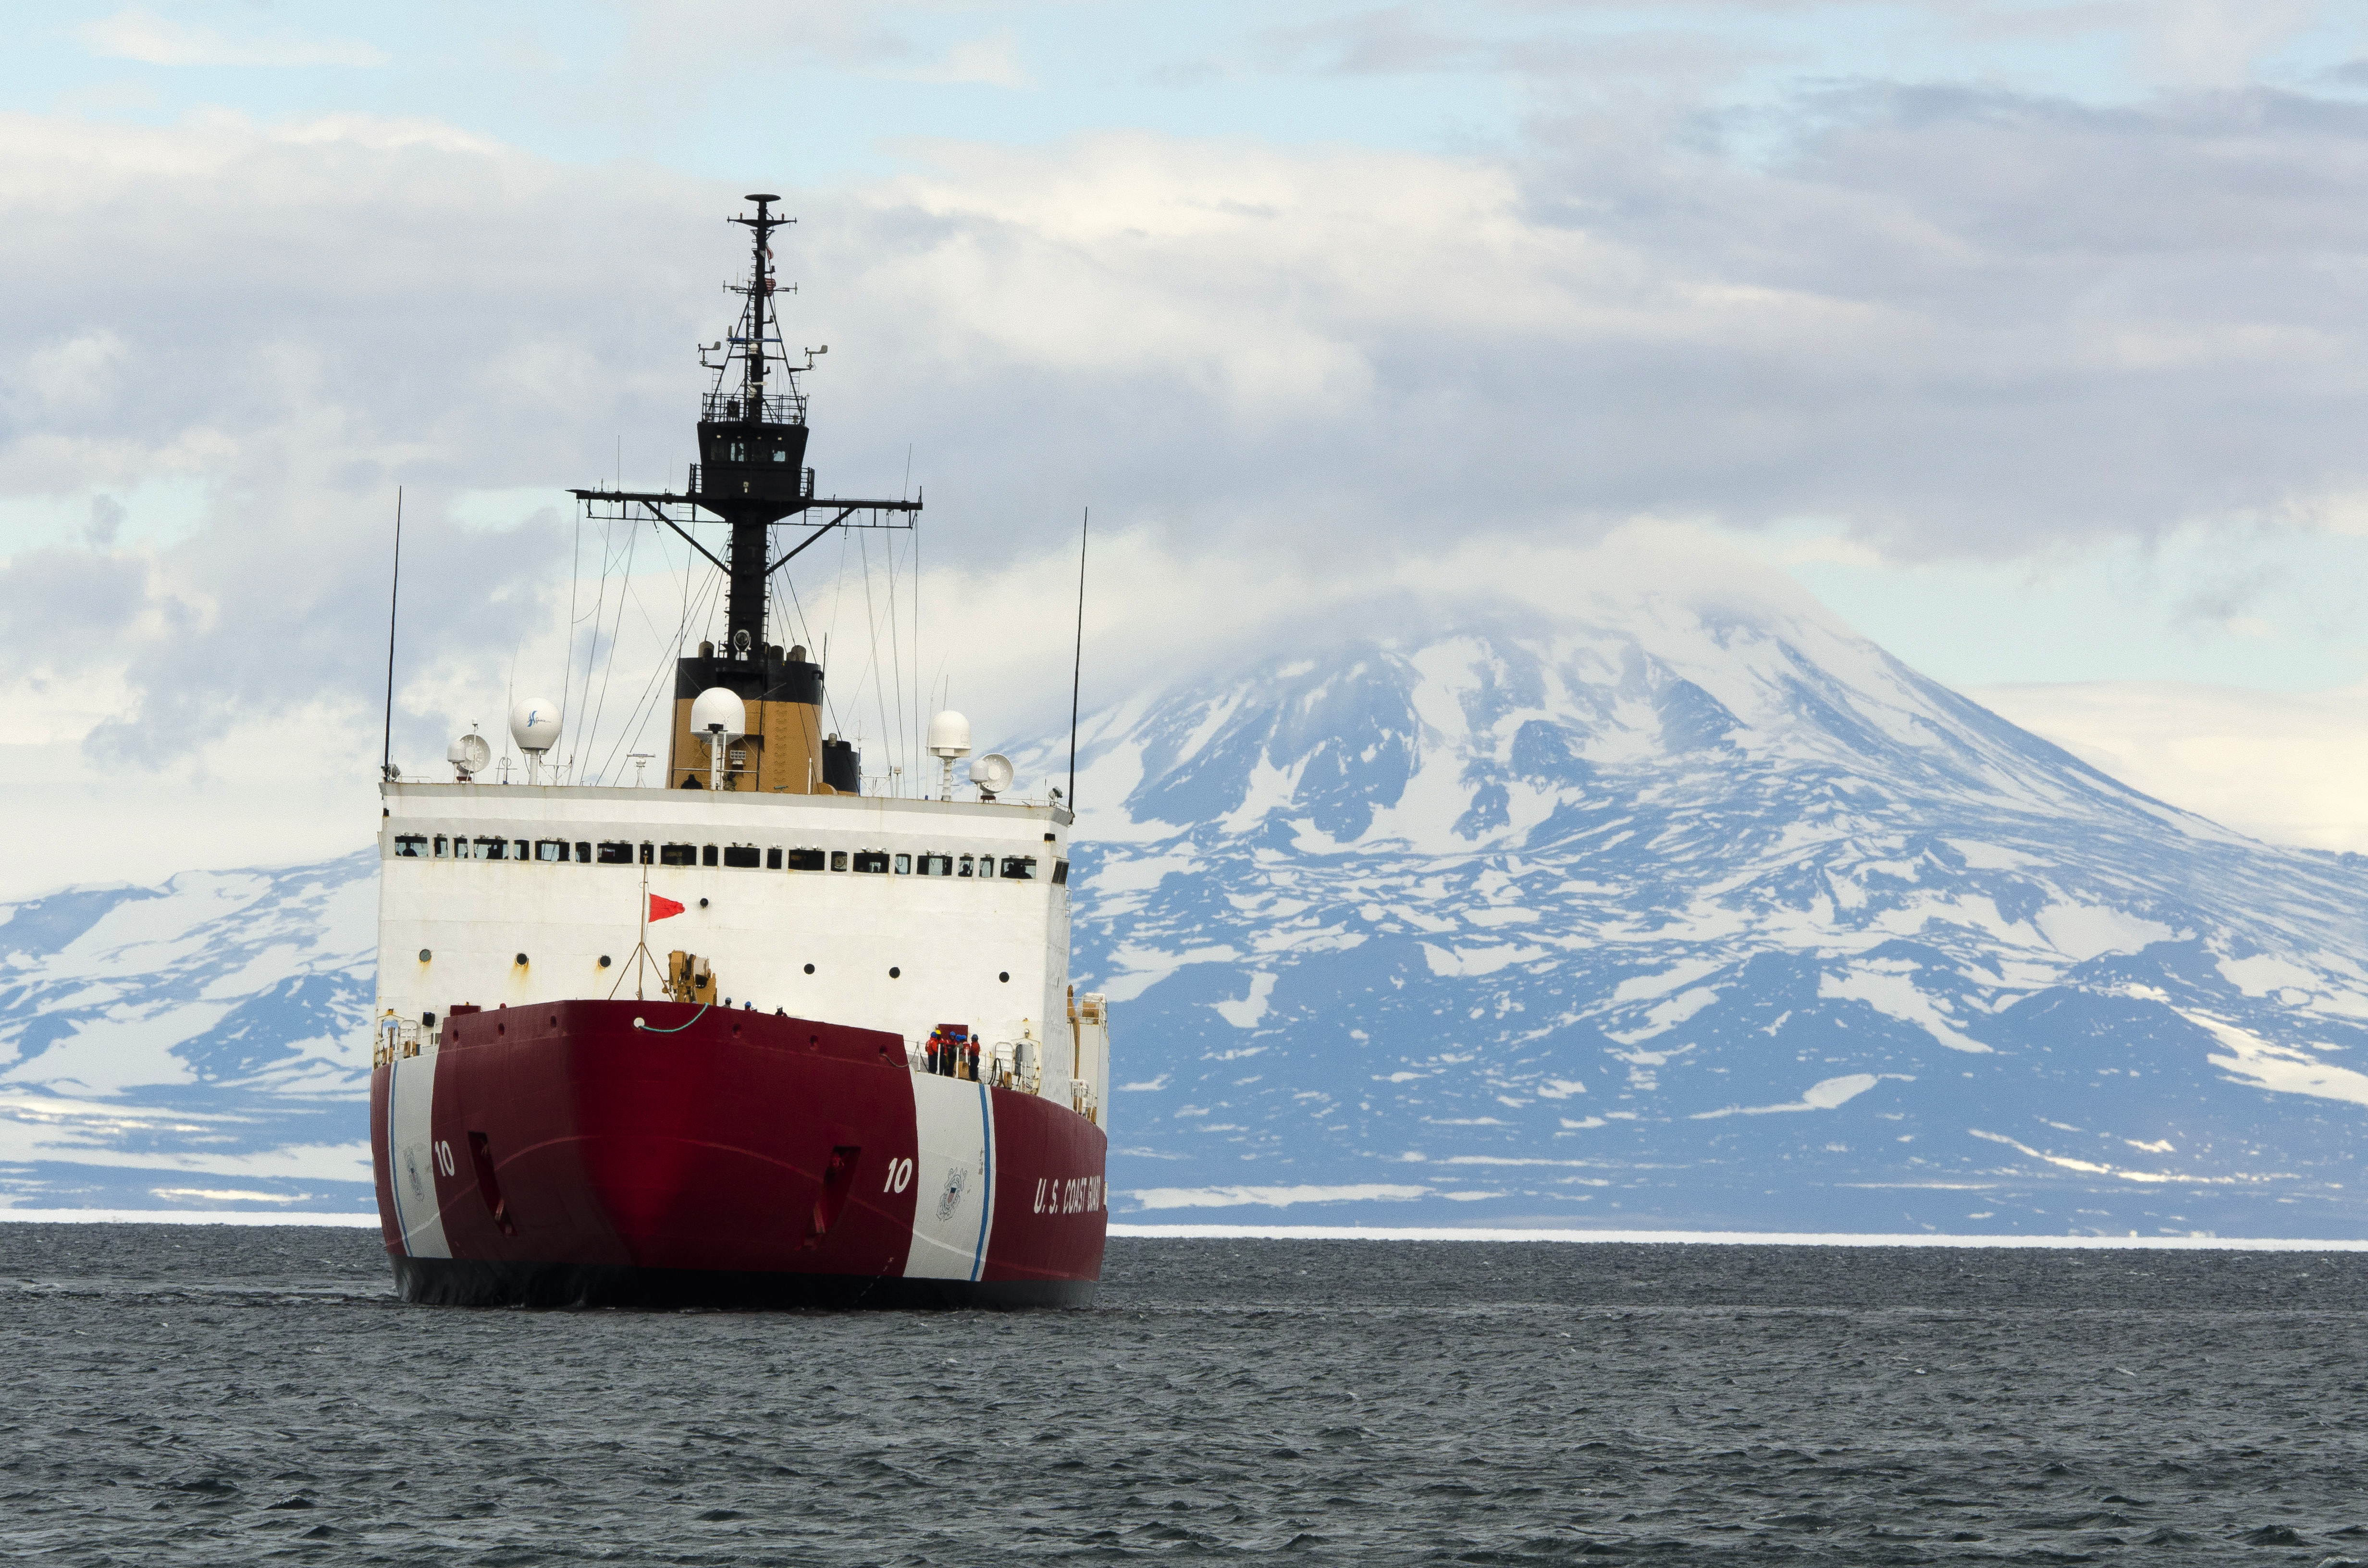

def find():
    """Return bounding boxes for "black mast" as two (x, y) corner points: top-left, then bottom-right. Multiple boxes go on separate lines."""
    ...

(713, 194), (796, 658)
(571, 195), (922, 656)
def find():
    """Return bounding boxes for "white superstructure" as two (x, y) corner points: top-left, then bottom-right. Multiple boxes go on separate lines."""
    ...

(376, 782), (1110, 1121)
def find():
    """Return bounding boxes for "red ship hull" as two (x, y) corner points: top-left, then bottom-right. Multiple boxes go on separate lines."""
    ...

(369, 1000), (1108, 1308)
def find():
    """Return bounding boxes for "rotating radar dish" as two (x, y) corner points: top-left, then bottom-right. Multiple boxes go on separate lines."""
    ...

(447, 733), (492, 776)
(968, 753), (1015, 795)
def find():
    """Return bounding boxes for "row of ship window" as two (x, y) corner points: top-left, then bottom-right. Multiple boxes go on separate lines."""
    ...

(391, 834), (1062, 882)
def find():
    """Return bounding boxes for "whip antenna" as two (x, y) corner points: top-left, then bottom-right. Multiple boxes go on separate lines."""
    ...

(1068, 506), (1087, 809)
(382, 486), (402, 782)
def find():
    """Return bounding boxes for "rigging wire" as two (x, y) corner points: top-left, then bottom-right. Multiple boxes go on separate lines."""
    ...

(885, 524), (907, 795)
(581, 508), (640, 780)
(564, 505), (620, 782)
(777, 568), (841, 735)
(593, 517), (717, 785)
(604, 567), (719, 784)
(827, 521), (852, 693)
(909, 516), (919, 786)
(859, 534), (895, 794)
(559, 499), (585, 775)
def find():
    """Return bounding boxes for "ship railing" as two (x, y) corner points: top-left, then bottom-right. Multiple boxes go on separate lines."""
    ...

(701, 390), (807, 426)
(372, 1018), (429, 1069)
(685, 463), (816, 501)
(905, 1037), (1048, 1095)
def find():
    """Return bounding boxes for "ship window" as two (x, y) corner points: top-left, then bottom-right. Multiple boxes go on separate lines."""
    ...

(474, 837), (507, 860)
(514, 840), (528, 860)
(434, 836), (449, 858)
(728, 441), (746, 462)
(978, 856), (998, 880)
(766, 847), (782, 870)
(1001, 857), (1037, 881)
(1052, 858), (1070, 886)
(535, 840), (567, 862)
(830, 851), (848, 872)
(787, 849), (825, 871)
(640, 842), (654, 865)
(702, 844), (719, 867)
(773, 447), (788, 462)
(852, 851), (889, 874)
(723, 845), (761, 869)
(918, 854), (951, 877)
(660, 843), (697, 866)
(394, 835), (428, 858)
(575, 842), (592, 863)
(597, 841), (634, 865)
(893, 853), (910, 874)
(957, 854), (974, 877)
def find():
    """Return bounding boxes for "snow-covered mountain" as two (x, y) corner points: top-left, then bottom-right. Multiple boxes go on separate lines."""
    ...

(7, 589), (2367, 1234)
(0, 858), (378, 1210)
(1030, 599), (2368, 1237)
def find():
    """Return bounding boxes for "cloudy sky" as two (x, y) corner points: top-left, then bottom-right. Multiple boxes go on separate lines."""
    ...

(7, 0), (2368, 897)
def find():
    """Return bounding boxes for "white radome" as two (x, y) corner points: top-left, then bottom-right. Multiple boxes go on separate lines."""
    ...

(689, 687), (747, 737)
(508, 698), (562, 755)
(926, 710), (973, 759)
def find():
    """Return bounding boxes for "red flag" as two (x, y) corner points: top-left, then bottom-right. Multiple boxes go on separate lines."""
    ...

(649, 894), (684, 922)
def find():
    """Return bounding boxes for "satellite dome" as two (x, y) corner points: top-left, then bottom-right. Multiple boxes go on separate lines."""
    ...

(926, 710), (973, 759)
(508, 697), (562, 755)
(690, 687), (747, 737)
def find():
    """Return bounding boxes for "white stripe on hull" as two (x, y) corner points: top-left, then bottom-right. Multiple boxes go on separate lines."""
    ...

(904, 1076), (995, 1281)
(385, 1052), (451, 1260)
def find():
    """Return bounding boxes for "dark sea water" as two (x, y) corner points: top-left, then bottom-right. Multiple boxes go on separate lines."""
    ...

(3, 1226), (2365, 1565)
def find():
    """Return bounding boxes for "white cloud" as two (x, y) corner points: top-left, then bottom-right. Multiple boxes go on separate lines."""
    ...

(1975, 678), (2368, 852)
(78, 9), (389, 69)
(882, 31), (1031, 88)
(12, 46), (2368, 881)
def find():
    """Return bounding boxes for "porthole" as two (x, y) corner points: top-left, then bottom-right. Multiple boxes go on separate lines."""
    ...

(803, 963), (815, 975)
(888, 967), (901, 979)
(698, 897), (710, 908)
(418, 948), (432, 963)
(598, 956), (612, 968)
(514, 952), (529, 966)
(999, 971), (1010, 983)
